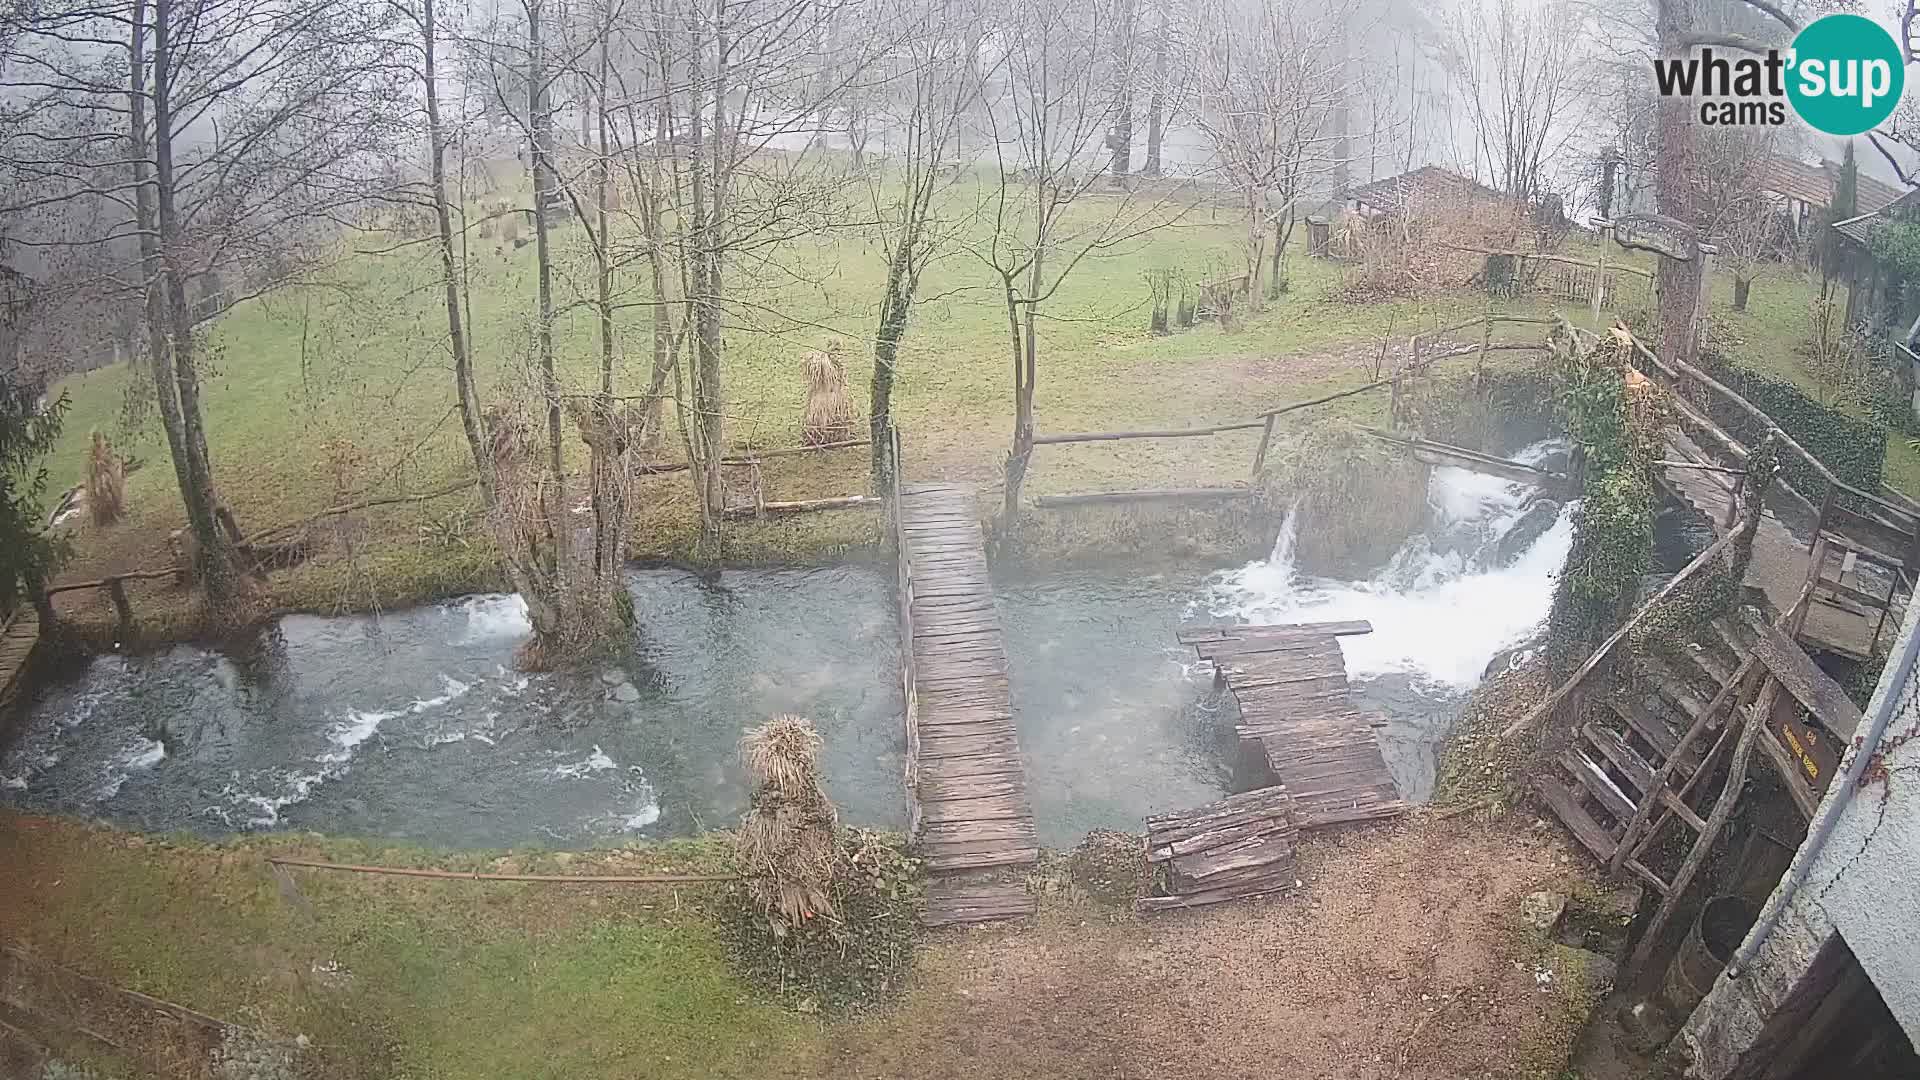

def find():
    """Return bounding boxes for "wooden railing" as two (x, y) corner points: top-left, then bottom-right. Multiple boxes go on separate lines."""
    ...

(1021, 314), (1557, 506)
(1626, 328), (1920, 657)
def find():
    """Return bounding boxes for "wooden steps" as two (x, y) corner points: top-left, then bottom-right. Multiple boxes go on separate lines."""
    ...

(1138, 787), (1299, 914)
(1537, 613), (1770, 895)
(896, 485), (1037, 927)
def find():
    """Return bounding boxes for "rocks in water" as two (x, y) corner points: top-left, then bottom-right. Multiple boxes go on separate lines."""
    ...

(607, 681), (640, 703)
(1495, 499), (1561, 565)
(600, 669), (625, 685)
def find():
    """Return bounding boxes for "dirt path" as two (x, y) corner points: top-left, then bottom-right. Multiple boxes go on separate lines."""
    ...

(828, 815), (1600, 1080)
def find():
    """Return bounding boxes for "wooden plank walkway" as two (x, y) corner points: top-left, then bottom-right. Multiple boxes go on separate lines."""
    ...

(1182, 621), (1407, 829)
(895, 484), (1036, 927)
(1659, 432), (1882, 659)
(0, 609), (39, 713)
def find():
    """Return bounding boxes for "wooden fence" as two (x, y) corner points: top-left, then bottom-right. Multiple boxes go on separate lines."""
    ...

(1020, 314), (1558, 506)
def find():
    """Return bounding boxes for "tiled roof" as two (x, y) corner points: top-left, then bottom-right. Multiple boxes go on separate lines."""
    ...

(1762, 154), (1903, 214)
(1347, 165), (1503, 213)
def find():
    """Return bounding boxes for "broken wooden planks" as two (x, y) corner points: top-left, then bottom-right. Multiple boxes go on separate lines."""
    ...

(1188, 622), (1408, 836)
(1138, 786), (1300, 913)
(896, 484), (1038, 927)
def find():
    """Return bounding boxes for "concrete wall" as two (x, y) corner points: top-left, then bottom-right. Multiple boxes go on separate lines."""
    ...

(1681, 600), (1920, 1077)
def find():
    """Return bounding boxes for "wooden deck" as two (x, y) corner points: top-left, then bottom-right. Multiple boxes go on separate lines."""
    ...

(1659, 432), (1884, 660)
(1181, 621), (1408, 830)
(894, 484), (1037, 927)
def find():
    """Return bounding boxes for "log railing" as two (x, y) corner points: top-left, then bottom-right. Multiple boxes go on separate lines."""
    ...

(1022, 314), (1555, 506)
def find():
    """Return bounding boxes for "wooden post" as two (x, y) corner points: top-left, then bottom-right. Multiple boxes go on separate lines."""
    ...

(1593, 222), (1613, 324)
(105, 577), (133, 641)
(1476, 317), (1492, 382)
(1624, 676), (1774, 982)
(1251, 414), (1277, 477)
(1813, 481), (1837, 554)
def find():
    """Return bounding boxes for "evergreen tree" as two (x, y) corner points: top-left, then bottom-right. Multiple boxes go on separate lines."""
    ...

(0, 373), (67, 613)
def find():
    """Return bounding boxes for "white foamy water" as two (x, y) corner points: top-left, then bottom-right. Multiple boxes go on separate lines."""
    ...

(457, 594), (532, 641)
(1204, 440), (1575, 690)
(226, 675), (475, 826)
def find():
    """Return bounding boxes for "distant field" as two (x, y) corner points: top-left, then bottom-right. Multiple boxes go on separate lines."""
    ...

(39, 180), (1902, 626)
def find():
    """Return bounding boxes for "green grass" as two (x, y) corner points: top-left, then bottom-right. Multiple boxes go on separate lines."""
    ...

(50, 177), (1903, 628)
(43, 178), (1595, 629)
(1, 819), (815, 1079)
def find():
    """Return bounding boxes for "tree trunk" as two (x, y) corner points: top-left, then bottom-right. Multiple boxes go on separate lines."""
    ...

(870, 241), (914, 494)
(150, 0), (240, 609)
(1654, 0), (1701, 363)
(528, 0), (563, 485)
(1269, 208), (1292, 299)
(423, 0), (490, 497)
(1733, 274), (1751, 312)
(1107, 0), (1135, 187)
(1142, 5), (1165, 178)
(1004, 247), (1044, 520)
(126, 0), (194, 539)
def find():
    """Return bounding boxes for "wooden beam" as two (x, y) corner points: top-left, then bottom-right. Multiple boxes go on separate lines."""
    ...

(1257, 379), (1391, 419)
(1031, 422), (1266, 445)
(1503, 529), (1741, 737)
(719, 494), (880, 519)
(1742, 609), (1864, 740)
(1360, 428), (1568, 488)
(1032, 487), (1252, 508)
(1625, 679), (1774, 982)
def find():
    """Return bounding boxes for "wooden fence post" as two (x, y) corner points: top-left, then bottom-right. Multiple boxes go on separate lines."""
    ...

(1251, 415), (1277, 477)
(105, 577), (133, 641)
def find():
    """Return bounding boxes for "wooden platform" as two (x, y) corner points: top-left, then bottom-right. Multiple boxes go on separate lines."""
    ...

(1659, 433), (1884, 660)
(894, 485), (1036, 927)
(1139, 786), (1298, 913)
(1182, 621), (1407, 829)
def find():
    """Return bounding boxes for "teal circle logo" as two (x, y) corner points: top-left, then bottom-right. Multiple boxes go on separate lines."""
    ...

(1787, 14), (1905, 136)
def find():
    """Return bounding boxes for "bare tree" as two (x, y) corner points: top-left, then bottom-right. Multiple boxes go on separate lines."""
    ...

(1436, 0), (1590, 203)
(1188, 0), (1349, 306)
(973, 0), (1179, 518)
(2, 0), (403, 615)
(864, 0), (984, 489)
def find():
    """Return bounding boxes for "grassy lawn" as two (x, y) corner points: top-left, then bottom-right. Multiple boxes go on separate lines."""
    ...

(0, 811), (1605, 1080)
(41, 181), (1596, 632)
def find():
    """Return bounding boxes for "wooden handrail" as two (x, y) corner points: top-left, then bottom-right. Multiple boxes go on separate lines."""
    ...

(1502, 529), (1742, 738)
(1032, 421), (1267, 444)
(1628, 331), (1920, 527)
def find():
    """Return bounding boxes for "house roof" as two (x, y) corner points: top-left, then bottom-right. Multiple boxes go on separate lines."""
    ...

(1347, 165), (1503, 214)
(1830, 187), (1920, 248)
(1762, 154), (1903, 215)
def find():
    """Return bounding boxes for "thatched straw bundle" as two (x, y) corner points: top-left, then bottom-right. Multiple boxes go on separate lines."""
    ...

(800, 347), (854, 445)
(737, 715), (840, 936)
(86, 429), (126, 526)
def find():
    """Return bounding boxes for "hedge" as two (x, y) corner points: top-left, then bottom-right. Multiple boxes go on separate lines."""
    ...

(1694, 349), (1886, 499)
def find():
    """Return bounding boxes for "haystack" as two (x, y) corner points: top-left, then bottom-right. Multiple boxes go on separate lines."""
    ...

(85, 429), (126, 526)
(800, 346), (854, 445)
(737, 715), (840, 935)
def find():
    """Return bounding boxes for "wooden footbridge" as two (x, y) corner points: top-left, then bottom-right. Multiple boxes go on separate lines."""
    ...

(0, 608), (39, 714)
(1138, 620), (1408, 913)
(893, 483), (1038, 927)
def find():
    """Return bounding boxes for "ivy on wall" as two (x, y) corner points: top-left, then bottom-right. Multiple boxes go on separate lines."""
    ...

(1695, 349), (1886, 495)
(1547, 325), (1669, 670)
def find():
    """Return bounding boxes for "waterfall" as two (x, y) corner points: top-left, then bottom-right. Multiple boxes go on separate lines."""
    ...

(1204, 439), (1575, 691)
